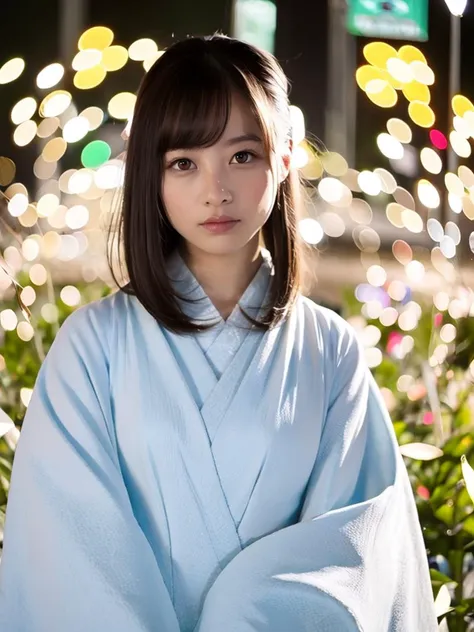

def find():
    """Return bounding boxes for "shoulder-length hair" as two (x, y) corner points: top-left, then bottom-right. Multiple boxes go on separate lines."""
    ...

(108, 34), (304, 334)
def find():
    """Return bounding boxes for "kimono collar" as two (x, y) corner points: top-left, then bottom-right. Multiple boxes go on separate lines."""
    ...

(166, 249), (274, 326)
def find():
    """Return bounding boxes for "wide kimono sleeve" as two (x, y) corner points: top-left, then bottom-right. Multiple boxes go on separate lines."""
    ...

(0, 306), (179, 632)
(195, 315), (438, 632)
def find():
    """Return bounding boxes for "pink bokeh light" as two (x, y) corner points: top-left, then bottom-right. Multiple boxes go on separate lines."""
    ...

(430, 129), (448, 150)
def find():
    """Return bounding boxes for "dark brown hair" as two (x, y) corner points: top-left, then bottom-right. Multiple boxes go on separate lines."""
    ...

(108, 34), (304, 334)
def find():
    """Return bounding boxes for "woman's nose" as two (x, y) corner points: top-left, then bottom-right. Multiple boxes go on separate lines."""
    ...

(204, 176), (233, 207)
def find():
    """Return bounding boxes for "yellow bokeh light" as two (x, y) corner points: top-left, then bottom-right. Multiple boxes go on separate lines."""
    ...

(363, 42), (397, 68)
(42, 137), (67, 162)
(128, 38), (158, 62)
(0, 58), (25, 84)
(108, 92), (137, 120)
(387, 118), (412, 144)
(11, 97), (37, 125)
(398, 45), (427, 65)
(78, 26), (114, 51)
(13, 120), (37, 147)
(408, 101), (435, 128)
(402, 82), (430, 104)
(74, 65), (107, 90)
(101, 45), (129, 71)
(356, 65), (386, 91)
(36, 63), (65, 90)
(367, 83), (397, 108)
(40, 90), (72, 117)
(452, 94), (474, 117)
(72, 49), (102, 71)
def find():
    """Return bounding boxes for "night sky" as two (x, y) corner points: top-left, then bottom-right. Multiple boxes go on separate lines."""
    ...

(1, 0), (473, 188)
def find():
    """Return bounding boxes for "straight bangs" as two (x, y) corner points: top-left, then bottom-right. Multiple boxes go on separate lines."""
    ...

(154, 55), (275, 160)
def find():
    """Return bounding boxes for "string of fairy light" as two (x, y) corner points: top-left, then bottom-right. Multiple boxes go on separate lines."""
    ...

(0, 28), (474, 418)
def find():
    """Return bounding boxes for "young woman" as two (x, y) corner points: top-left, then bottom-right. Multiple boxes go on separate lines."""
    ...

(0, 35), (437, 631)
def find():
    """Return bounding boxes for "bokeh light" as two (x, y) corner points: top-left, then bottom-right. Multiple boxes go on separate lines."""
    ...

(0, 58), (25, 85)
(36, 63), (65, 90)
(78, 26), (114, 51)
(101, 45), (129, 71)
(430, 130), (448, 150)
(108, 92), (136, 120)
(408, 102), (435, 128)
(11, 97), (37, 125)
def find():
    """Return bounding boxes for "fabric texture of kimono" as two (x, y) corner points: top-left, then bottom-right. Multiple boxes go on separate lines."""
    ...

(0, 250), (438, 631)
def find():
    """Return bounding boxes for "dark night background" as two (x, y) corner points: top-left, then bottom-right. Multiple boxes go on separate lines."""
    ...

(1, 0), (473, 191)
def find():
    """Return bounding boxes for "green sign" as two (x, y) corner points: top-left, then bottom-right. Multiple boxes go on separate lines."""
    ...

(233, 0), (277, 53)
(347, 0), (429, 41)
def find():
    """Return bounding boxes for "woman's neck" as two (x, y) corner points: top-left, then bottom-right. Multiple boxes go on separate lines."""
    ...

(182, 239), (263, 319)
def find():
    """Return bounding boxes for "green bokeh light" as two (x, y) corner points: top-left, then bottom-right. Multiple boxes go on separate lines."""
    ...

(81, 140), (111, 168)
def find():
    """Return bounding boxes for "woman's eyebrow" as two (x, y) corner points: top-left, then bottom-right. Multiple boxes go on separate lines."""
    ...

(225, 133), (262, 146)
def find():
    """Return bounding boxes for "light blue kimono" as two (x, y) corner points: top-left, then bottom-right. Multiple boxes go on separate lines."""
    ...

(0, 251), (437, 631)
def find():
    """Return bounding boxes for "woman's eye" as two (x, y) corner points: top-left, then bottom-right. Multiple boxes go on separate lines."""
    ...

(171, 159), (193, 171)
(232, 151), (254, 164)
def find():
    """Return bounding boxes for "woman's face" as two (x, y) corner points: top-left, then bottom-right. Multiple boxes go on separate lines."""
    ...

(162, 94), (290, 259)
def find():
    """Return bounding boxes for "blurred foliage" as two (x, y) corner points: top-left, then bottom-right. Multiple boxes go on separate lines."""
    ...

(343, 288), (474, 631)
(0, 279), (110, 539)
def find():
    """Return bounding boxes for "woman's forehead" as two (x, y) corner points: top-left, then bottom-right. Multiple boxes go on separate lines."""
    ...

(223, 95), (261, 137)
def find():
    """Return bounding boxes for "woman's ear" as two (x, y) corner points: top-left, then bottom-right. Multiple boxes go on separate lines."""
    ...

(278, 138), (293, 183)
